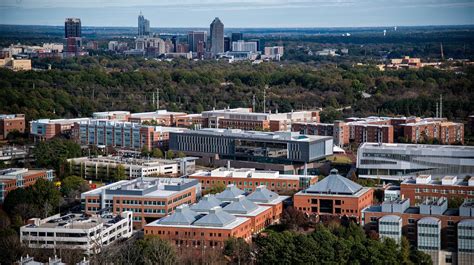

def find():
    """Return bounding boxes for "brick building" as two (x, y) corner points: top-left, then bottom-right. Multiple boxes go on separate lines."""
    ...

(400, 175), (474, 205)
(362, 198), (474, 265)
(189, 167), (318, 194)
(128, 110), (188, 126)
(403, 120), (464, 144)
(354, 124), (394, 144)
(293, 169), (374, 223)
(144, 185), (288, 248)
(0, 168), (54, 203)
(81, 177), (201, 228)
(30, 118), (90, 141)
(292, 121), (350, 147)
(0, 114), (25, 140)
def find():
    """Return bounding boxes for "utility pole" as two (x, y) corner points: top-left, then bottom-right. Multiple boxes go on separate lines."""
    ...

(152, 91), (155, 109)
(263, 85), (268, 113)
(440, 43), (444, 61)
(439, 94), (443, 118)
(436, 102), (439, 118)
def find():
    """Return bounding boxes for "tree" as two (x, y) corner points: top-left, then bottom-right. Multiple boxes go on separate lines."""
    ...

(33, 138), (81, 178)
(61, 175), (90, 204)
(204, 182), (226, 195)
(177, 151), (186, 158)
(166, 150), (175, 159)
(448, 196), (465, 208)
(224, 237), (251, 265)
(151, 148), (164, 158)
(135, 237), (177, 265)
(281, 206), (308, 231)
(114, 165), (127, 181)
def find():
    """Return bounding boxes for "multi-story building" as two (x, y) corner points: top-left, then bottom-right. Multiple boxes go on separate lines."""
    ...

(73, 119), (186, 150)
(0, 146), (29, 165)
(403, 120), (464, 144)
(400, 175), (474, 205)
(0, 58), (32, 71)
(0, 168), (54, 203)
(20, 211), (133, 254)
(263, 46), (284, 60)
(30, 118), (90, 141)
(231, 33), (243, 44)
(64, 18), (82, 55)
(189, 167), (318, 194)
(187, 31), (207, 54)
(293, 169), (374, 223)
(0, 114), (25, 140)
(357, 143), (474, 181)
(232, 40), (258, 53)
(362, 198), (474, 265)
(138, 12), (150, 36)
(68, 156), (197, 180)
(128, 110), (187, 125)
(210, 17), (224, 55)
(200, 108), (320, 131)
(169, 128), (333, 174)
(81, 177), (201, 228)
(92, 111), (130, 121)
(144, 185), (288, 247)
(354, 124), (394, 144)
(292, 121), (350, 147)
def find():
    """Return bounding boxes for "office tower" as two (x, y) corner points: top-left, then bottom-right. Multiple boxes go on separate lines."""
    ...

(187, 31), (207, 53)
(171, 36), (179, 52)
(224, 37), (231, 52)
(210, 17), (224, 54)
(64, 18), (82, 54)
(138, 12), (150, 36)
(65, 18), (81, 38)
(231, 32), (243, 43)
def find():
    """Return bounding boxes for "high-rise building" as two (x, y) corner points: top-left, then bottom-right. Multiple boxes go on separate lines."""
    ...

(64, 18), (81, 38)
(232, 40), (258, 52)
(224, 36), (231, 52)
(210, 17), (224, 54)
(231, 32), (243, 43)
(64, 18), (82, 54)
(171, 36), (179, 52)
(138, 12), (150, 36)
(187, 31), (207, 53)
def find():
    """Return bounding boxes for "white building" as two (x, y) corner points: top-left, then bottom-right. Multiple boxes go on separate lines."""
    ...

(20, 211), (133, 254)
(357, 143), (474, 181)
(67, 156), (197, 179)
(232, 40), (258, 53)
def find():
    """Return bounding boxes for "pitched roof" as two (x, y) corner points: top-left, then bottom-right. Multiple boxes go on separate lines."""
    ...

(158, 205), (198, 225)
(246, 185), (279, 203)
(193, 207), (236, 227)
(223, 195), (259, 214)
(190, 195), (222, 213)
(215, 184), (245, 201)
(305, 169), (362, 195)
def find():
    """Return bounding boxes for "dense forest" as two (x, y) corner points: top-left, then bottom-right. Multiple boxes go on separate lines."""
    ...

(0, 58), (472, 123)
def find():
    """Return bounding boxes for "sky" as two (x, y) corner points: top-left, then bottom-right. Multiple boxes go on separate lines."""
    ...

(0, 0), (473, 27)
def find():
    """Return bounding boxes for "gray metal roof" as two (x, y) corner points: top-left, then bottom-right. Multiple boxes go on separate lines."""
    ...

(190, 195), (223, 213)
(458, 219), (474, 227)
(223, 195), (259, 214)
(193, 207), (236, 227)
(379, 215), (402, 222)
(158, 205), (198, 226)
(305, 169), (362, 195)
(215, 184), (245, 201)
(418, 217), (441, 225)
(246, 185), (279, 203)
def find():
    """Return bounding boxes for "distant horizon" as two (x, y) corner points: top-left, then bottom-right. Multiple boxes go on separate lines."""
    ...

(1, 1), (473, 28)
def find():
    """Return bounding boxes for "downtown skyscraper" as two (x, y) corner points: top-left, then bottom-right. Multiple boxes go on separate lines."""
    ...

(210, 17), (224, 55)
(138, 12), (150, 36)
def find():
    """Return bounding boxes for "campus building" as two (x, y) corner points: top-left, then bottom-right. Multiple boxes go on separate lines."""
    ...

(67, 156), (197, 180)
(292, 121), (350, 147)
(127, 110), (187, 125)
(0, 168), (54, 203)
(81, 177), (201, 228)
(92, 111), (130, 121)
(357, 143), (474, 181)
(144, 185), (288, 247)
(20, 211), (133, 254)
(402, 120), (464, 145)
(293, 169), (374, 223)
(362, 198), (474, 265)
(30, 118), (90, 141)
(199, 108), (320, 132)
(189, 167), (318, 194)
(400, 175), (474, 205)
(169, 128), (333, 174)
(0, 114), (25, 140)
(73, 119), (186, 150)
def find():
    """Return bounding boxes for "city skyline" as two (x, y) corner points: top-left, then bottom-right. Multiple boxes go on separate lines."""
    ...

(1, 0), (473, 27)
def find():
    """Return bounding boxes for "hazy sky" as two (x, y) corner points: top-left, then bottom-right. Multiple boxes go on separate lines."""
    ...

(1, 0), (473, 27)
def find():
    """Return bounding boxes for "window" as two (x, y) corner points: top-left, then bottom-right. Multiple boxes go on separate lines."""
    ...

(408, 218), (415, 224)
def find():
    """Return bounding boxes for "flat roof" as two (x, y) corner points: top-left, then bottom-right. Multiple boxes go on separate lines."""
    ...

(172, 128), (332, 142)
(190, 168), (317, 180)
(22, 212), (127, 230)
(359, 142), (474, 151)
(146, 215), (249, 230)
(69, 156), (180, 166)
